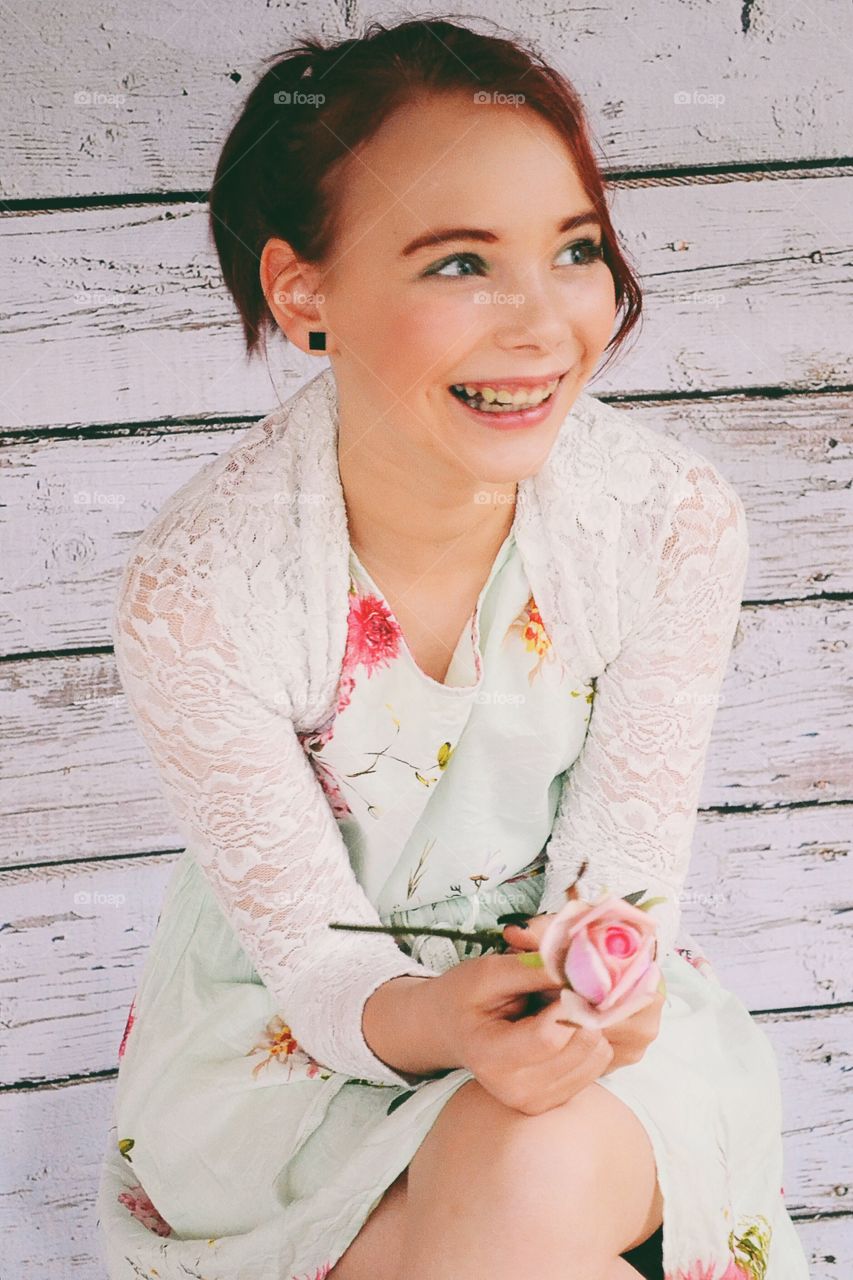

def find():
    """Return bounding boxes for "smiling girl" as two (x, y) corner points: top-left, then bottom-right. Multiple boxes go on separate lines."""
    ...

(96, 17), (810, 1280)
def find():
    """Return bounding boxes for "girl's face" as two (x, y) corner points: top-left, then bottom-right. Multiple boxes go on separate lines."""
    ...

(313, 91), (619, 485)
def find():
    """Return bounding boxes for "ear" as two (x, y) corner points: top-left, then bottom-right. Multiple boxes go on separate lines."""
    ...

(260, 237), (328, 355)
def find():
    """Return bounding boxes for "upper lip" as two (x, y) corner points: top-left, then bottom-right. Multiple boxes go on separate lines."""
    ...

(450, 371), (568, 389)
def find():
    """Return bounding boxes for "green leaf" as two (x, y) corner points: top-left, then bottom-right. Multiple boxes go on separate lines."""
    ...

(517, 951), (544, 968)
(635, 895), (667, 912)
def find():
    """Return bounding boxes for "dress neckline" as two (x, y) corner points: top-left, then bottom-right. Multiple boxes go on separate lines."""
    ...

(348, 525), (517, 692)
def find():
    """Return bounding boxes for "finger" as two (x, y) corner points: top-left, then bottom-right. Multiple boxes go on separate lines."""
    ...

(502, 917), (553, 949)
(498, 952), (569, 996)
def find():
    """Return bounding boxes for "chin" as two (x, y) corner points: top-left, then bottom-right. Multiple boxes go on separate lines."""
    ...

(468, 435), (559, 486)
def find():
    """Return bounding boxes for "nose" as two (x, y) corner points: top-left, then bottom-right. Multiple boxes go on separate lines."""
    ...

(488, 275), (577, 362)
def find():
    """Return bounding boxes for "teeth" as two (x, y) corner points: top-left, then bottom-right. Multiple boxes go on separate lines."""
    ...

(451, 378), (559, 409)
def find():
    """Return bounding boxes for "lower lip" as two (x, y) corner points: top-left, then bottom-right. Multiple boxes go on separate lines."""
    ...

(448, 379), (564, 431)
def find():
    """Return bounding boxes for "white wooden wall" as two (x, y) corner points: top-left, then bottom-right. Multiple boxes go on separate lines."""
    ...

(1, 1), (851, 1275)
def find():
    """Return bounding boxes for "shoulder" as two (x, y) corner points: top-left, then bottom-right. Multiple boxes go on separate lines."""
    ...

(560, 392), (748, 556)
(126, 409), (290, 577)
(538, 393), (749, 655)
(112, 369), (347, 725)
(566, 392), (743, 511)
(122, 369), (339, 588)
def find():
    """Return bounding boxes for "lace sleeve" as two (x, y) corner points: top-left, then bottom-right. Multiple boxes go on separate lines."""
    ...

(537, 459), (750, 963)
(111, 542), (441, 1086)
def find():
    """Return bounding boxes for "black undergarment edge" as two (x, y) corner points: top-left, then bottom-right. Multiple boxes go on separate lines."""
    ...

(619, 1223), (664, 1279)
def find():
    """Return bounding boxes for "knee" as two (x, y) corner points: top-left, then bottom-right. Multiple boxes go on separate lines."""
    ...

(424, 1079), (657, 1239)
(418, 1077), (616, 1194)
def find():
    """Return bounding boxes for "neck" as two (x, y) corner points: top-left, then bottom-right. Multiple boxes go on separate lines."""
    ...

(336, 425), (517, 582)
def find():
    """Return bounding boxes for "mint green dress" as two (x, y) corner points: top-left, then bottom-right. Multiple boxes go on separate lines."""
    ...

(96, 528), (809, 1280)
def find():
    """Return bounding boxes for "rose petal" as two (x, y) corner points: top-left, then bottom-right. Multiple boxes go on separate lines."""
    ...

(588, 921), (641, 984)
(538, 932), (570, 986)
(565, 895), (656, 941)
(565, 932), (614, 1004)
(597, 936), (656, 1012)
(557, 964), (660, 1030)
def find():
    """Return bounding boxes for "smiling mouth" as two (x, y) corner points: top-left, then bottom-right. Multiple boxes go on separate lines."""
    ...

(448, 374), (564, 413)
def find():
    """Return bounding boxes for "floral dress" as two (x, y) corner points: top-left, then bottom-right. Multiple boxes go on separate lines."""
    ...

(96, 528), (810, 1280)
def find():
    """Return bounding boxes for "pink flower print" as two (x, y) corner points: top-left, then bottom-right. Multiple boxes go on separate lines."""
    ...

(346, 591), (403, 677)
(117, 997), (136, 1061)
(666, 1265), (723, 1280)
(666, 1263), (749, 1280)
(117, 1184), (173, 1237)
(291, 1265), (333, 1279)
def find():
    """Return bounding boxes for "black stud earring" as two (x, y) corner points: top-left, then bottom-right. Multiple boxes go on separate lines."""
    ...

(308, 330), (326, 352)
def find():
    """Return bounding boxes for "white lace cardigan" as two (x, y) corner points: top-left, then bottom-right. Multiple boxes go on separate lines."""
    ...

(111, 365), (749, 1087)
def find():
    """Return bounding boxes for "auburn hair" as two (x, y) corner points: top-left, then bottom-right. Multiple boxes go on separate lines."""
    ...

(209, 15), (642, 374)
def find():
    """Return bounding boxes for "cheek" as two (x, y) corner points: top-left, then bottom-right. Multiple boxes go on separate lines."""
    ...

(374, 297), (485, 389)
(571, 272), (619, 343)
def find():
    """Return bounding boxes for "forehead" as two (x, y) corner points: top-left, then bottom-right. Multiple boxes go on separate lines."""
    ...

(333, 93), (588, 248)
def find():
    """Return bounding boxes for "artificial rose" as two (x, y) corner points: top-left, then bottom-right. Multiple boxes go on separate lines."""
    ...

(538, 892), (662, 1030)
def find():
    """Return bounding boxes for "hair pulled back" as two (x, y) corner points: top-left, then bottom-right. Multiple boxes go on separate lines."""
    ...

(209, 15), (642, 372)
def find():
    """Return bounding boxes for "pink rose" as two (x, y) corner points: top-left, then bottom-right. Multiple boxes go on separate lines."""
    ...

(538, 893), (662, 1030)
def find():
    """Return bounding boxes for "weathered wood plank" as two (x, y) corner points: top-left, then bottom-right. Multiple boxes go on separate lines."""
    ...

(793, 1216), (853, 1280)
(1, 0), (850, 201)
(762, 1007), (853, 1218)
(0, 805), (849, 1084)
(0, 1015), (848, 1278)
(2, 393), (851, 657)
(1, 172), (851, 429)
(0, 854), (178, 1086)
(2, 601), (850, 868)
(0, 1076), (114, 1278)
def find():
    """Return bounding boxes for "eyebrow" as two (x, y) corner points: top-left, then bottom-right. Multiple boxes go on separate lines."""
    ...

(400, 211), (602, 258)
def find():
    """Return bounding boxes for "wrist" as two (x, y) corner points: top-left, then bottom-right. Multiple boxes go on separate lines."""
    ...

(363, 974), (457, 1078)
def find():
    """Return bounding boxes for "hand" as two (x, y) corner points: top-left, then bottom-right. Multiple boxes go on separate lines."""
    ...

(502, 914), (665, 1074)
(425, 947), (615, 1116)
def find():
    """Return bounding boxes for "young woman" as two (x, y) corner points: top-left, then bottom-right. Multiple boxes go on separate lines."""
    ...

(96, 18), (811, 1280)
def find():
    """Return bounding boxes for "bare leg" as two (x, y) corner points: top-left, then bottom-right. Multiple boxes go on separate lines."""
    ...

(400, 1079), (664, 1280)
(608, 1260), (646, 1279)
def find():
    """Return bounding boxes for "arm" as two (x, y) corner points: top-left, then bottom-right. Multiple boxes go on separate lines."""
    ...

(537, 458), (750, 962)
(111, 541), (441, 1086)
